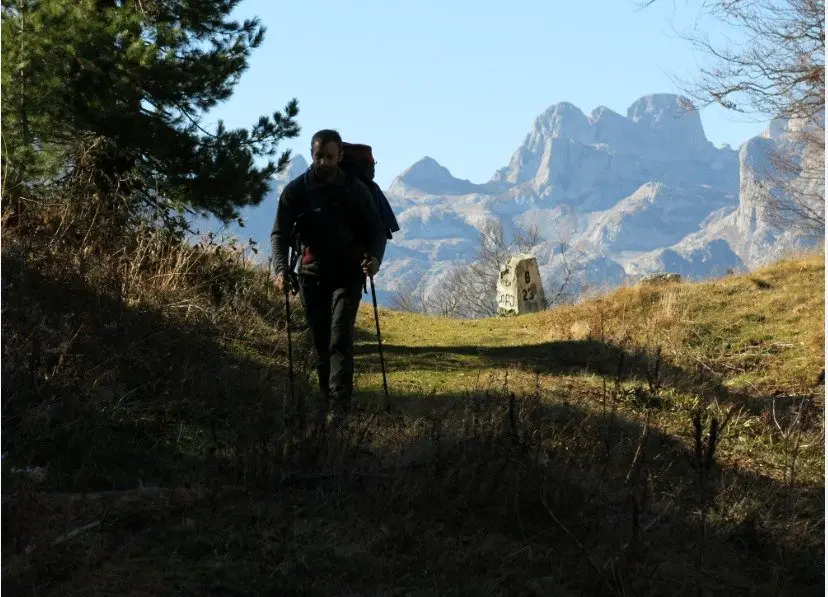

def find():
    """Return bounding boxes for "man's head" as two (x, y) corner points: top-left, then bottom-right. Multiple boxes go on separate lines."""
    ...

(310, 129), (343, 182)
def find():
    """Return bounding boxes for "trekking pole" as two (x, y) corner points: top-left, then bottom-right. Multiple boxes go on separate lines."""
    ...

(368, 274), (390, 413)
(283, 245), (303, 431)
(283, 279), (296, 425)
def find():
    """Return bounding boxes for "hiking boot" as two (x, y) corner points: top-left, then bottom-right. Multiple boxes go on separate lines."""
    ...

(326, 409), (345, 429)
(331, 394), (351, 414)
(326, 397), (350, 428)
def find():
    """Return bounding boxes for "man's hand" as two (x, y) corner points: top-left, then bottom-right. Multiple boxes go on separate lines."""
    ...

(274, 272), (286, 293)
(362, 256), (380, 277)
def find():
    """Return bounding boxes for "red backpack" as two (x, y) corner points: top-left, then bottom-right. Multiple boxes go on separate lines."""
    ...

(339, 142), (399, 239)
(341, 142), (376, 181)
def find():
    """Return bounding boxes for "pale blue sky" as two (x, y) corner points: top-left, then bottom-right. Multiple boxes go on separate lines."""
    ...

(207, 0), (769, 190)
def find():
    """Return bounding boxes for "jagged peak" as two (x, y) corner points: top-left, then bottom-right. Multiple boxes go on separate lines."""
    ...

(626, 94), (699, 124)
(530, 101), (590, 136)
(536, 101), (587, 121)
(390, 156), (489, 196)
(275, 153), (309, 181)
(394, 157), (458, 185)
(402, 156), (448, 174)
(588, 105), (625, 122)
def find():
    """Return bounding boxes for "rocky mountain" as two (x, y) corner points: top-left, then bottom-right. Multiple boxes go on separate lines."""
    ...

(387, 157), (495, 198)
(190, 93), (822, 309)
(670, 114), (824, 268)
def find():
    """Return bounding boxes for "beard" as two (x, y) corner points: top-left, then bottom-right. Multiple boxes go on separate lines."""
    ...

(314, 165), (337, 181)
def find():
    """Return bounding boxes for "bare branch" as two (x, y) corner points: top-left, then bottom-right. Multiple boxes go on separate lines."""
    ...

(390, 270), (429, 314)
(390, 217), (590, 317)
(646, 0), (825, 235)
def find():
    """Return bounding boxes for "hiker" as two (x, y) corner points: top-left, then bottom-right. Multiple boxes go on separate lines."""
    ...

(270, 129), (388, 420)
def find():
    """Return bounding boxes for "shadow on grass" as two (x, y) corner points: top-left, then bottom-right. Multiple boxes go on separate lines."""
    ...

(355, 339), (731, 400)
(1, 249), (316, 493)
(2, 250), (823, 597)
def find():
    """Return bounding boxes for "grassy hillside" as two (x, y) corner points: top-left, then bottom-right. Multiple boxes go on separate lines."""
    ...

(359, 255), (822, 393)
(3, 201), (824, 596)
(354, 254), (825, 483)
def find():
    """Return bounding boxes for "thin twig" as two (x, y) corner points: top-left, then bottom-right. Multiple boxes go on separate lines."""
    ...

(541, 496), (616, 595)
(603, 500), (674, 569)
(3, 485), (241, 506)
(51, 520), (102, 547)
(280, 471), (395, 485)
(24, 520), (102, 555)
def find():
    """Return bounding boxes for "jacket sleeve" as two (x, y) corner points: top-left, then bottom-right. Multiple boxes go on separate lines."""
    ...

(270, 184), (297, 276)
(351, 178), (388, 266)
(370, 182), (400, 238)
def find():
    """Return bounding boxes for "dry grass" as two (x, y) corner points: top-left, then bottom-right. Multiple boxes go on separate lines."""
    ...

(358, 253), (823, 395)
(2, 194), (824, 596)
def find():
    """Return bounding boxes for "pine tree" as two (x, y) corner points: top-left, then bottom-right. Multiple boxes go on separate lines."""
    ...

(1, 0), (300, 224)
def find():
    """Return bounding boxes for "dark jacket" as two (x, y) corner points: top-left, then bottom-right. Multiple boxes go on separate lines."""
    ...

(270, 167), (387, 280)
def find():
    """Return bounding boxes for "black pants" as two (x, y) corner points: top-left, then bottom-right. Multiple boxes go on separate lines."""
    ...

(298, 274), (363, 406)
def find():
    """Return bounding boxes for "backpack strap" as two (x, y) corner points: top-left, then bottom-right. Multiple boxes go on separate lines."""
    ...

(283, 170), (313, 292)
(341, 171), (366, 244)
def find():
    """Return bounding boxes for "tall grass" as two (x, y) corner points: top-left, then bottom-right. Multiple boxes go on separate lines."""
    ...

(2, 191), (824, 596)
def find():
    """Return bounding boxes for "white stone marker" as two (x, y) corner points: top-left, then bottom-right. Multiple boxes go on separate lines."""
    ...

(496, 254), (547, 316)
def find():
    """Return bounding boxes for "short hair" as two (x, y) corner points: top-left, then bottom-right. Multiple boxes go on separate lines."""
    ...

(311, 129), (343, 151)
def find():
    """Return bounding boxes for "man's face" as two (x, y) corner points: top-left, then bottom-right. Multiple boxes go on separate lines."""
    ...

(311, 140), (343, 182)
